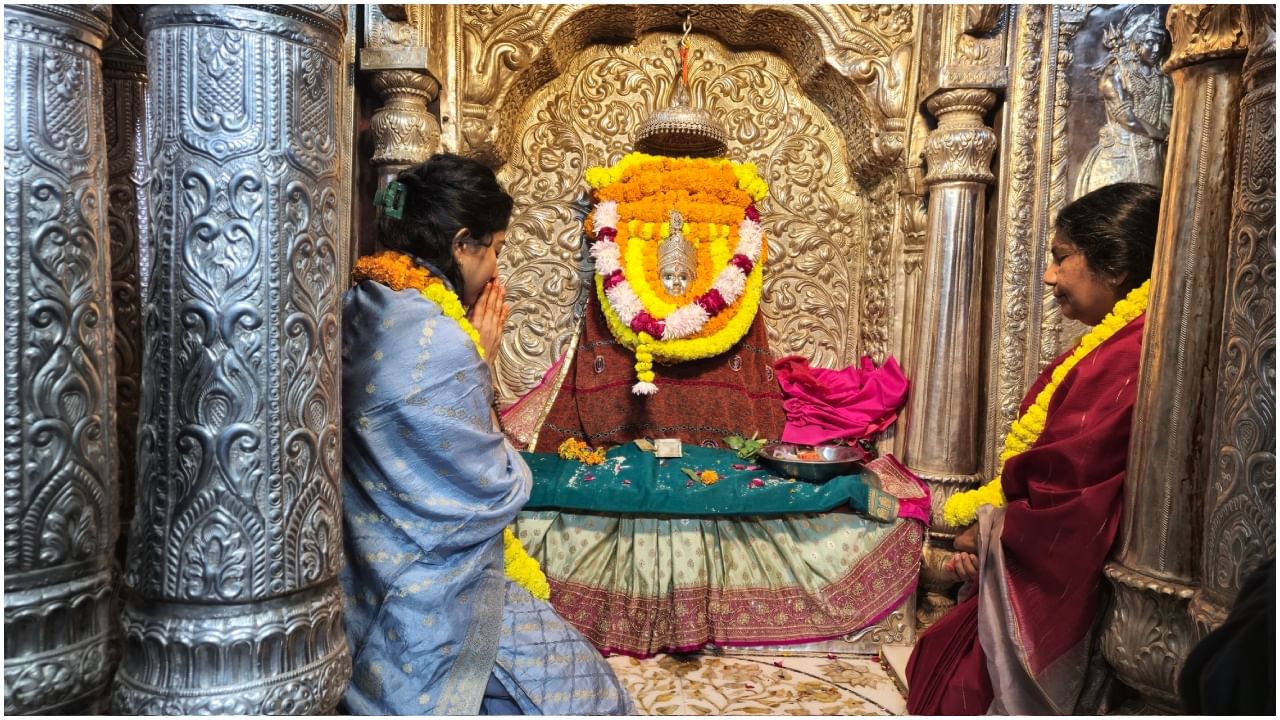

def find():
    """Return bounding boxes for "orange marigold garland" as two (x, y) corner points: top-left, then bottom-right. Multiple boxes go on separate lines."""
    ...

(585, 152), (769, 395)
(352, 250), (485, 360)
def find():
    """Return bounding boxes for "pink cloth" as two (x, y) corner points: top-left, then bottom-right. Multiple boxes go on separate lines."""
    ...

(773, 355), (909, 445)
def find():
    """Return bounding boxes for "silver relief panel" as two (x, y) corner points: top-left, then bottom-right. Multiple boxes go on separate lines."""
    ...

(1069, 5), (1172, 199)
(113, 5), (349, 713)
(1199, 5), (1276, 623)
(3, 5), (117, 715)
(102, 5), (147, 560)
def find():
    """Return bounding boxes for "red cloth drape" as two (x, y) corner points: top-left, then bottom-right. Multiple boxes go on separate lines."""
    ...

(534, 292), (785, 451)
(907, 314), (1145, 714)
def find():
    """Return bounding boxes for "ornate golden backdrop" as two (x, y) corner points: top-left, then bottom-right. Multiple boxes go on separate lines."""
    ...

(493, 31), (875, 403)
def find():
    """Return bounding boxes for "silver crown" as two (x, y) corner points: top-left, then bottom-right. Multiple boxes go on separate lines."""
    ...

(658, 210), (696, 272)
(635, 75), (728, 158)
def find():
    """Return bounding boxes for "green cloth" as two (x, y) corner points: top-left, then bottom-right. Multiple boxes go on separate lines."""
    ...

(523, 444), (897, 521)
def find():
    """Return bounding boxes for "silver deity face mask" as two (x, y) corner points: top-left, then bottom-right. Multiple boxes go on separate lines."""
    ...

(657, 209), (696, 296)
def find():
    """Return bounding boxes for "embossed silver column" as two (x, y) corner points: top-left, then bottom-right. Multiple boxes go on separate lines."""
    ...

(3, 5), (117, 714)
(1101, 4), (1247, 712)
(102, 6), (147, 559)
(1188, 5), (1276, 638)
(362, 5), (439, 186)
(904, 4), (1008, 628)
(112, 5), (350, 713)
(905, 87), (999, 626)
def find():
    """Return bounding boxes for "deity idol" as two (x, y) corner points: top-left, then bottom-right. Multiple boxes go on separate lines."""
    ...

(658, 210), (696, 296)
(1075, 8), (1173, 197)
(520, 23), (783, 450)
(505, 19), (924, 664)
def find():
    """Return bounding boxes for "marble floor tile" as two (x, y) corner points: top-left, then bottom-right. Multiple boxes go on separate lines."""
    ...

(606, 650), (908, 715)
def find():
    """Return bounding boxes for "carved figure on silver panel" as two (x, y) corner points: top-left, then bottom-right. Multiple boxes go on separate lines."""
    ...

(1075, 8), (1173, 198)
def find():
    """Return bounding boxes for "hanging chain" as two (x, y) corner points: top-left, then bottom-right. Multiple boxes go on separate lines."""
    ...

(679, 12), (693, 86)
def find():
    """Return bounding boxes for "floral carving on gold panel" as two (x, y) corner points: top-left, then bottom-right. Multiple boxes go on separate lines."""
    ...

(455, 4), (916, 185)
(494, 33), (867, 402)
(1165, 4), (1247, 71)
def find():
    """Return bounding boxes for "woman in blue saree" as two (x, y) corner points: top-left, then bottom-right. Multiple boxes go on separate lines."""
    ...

(339, 154), (633, 715)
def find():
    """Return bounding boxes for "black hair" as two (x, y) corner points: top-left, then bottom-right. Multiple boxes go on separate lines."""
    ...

(1054, 182), (1161, 295)
(378, 153), (514, 294)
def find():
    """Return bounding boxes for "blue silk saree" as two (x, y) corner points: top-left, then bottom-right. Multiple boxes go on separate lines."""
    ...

(339, 280), (632, 715)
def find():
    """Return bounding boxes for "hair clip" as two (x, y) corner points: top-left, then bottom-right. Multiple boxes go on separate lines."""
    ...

(374, 180), (407, 220)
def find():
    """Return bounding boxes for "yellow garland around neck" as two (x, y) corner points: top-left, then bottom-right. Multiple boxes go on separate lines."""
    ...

(352, 250), (485, 360)
(503, 528), (550, 600)
(942, 280), (1151, 527)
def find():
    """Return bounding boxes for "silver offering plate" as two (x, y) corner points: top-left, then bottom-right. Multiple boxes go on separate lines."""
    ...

(758, 442), (869, 483)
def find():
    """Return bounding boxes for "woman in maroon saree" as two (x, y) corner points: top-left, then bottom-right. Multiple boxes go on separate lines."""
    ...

(906, 183), (1162, 714)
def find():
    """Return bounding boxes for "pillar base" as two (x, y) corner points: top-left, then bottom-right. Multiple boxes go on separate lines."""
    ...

(112, 582), (350, 714)
(1100, 563), (1196, 713)
(3, 569), (115, 714)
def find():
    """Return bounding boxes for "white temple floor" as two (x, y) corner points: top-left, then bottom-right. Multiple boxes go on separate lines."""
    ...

(605, 647), (909, 715)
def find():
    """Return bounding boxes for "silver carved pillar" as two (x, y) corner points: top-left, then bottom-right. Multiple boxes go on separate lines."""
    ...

(361, 5), (440, 186)
(1101, 5), (1248, 713)
(102, 6), (147, 560)
(3, 5), (118, 714)
(112, 5), (350, 713)
(1188, 6), (1276, 637)
(905, 87), (999, 625)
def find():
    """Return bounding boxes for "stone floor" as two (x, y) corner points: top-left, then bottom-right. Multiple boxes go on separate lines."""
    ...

(605, 648), (910, 715)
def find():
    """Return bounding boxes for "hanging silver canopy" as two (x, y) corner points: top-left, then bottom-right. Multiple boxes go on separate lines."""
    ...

(635, 77), (728, 157)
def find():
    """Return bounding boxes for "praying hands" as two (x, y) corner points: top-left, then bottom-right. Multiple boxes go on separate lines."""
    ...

(946, 524), (979, 584)
(469, 276), (510, 366)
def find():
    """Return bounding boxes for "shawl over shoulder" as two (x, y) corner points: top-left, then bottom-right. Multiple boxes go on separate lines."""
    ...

(907, 314), (1145, 715)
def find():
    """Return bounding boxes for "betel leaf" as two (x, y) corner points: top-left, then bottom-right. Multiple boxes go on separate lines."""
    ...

(680, 467), (702, 482)
(725, 432), (767, 460)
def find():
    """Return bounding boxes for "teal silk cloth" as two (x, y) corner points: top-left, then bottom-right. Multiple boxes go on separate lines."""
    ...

(523, 444), (899, 521)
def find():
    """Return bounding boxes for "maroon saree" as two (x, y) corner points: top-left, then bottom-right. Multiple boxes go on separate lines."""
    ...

(907, 313), (1146, 714)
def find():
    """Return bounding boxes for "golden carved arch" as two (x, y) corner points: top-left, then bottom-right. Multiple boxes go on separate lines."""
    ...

(452, 4), (917, 185)
(445, 5), (920, 405)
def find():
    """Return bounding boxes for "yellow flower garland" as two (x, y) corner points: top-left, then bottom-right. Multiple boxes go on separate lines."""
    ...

(586, 152), (769, 392)
(596, 257), (764, 364)
(586, 151), (769, 203)
(503, 528), (551, 601)
(352, 250), (485, 360)
(942, 280), (1151, 527)
(354, 251), (548, 597)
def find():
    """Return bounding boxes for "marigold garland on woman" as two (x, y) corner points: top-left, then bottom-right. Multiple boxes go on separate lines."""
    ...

(338, 153), (632, 715)
(908, 183), (1162, 715)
